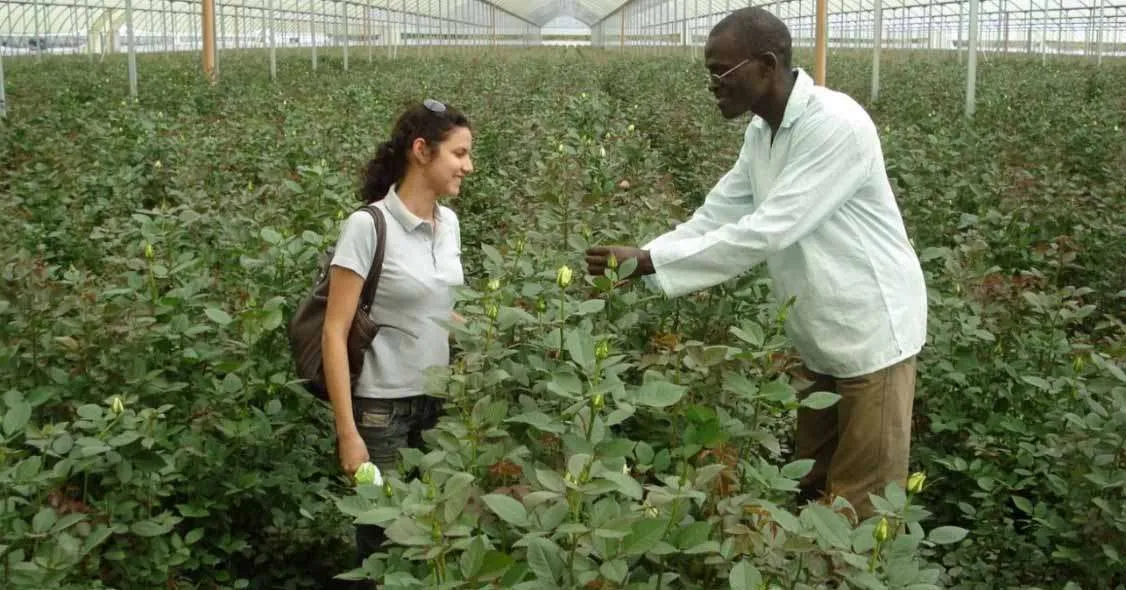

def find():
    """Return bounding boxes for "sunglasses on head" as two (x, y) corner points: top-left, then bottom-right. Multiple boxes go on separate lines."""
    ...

(423, 98), (447, 113)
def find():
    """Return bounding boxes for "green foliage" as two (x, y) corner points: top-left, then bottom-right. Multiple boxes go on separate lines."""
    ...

(1, 47), (1124, 589)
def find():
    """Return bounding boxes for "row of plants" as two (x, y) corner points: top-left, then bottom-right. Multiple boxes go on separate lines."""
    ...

(1, 49), (1123, 589)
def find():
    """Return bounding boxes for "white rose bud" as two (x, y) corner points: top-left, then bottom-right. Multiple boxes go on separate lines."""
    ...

(354, 462), (383, 486)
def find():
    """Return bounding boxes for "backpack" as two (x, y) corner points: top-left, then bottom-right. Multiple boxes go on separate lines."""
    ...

(288, 205), (387, 401)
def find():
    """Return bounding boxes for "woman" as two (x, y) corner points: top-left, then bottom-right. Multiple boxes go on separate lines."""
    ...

(322, 98), (472, 564)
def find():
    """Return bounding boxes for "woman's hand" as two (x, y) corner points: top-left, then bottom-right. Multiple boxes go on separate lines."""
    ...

(337, 430), (370, 476)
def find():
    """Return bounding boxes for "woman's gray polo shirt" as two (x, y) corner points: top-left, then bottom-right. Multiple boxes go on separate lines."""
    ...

(330, 186), (464, 399)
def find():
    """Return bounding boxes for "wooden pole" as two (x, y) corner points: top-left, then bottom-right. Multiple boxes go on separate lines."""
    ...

(202, 0), (217, 83)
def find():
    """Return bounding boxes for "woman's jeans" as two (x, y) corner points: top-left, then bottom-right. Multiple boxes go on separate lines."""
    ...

(351, 395), (443, 570)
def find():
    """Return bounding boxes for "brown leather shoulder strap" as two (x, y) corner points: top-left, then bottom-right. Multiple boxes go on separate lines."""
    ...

(357, 205), (387, 313)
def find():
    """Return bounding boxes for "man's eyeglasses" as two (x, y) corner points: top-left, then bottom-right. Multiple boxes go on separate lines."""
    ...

(423, 98), (447, 113)
(707, 59), (749, 85)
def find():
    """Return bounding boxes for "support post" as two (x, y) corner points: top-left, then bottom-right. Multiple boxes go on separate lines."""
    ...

(871, 0), (881, 102)
(343, 1), (350, 71)
(126, 0), (138, 97)
(0, 49), (7, 118)
(814, 0), (827, 85)
(268, 0), (276, 79)
(966, 0), (978, 117)
(203, 0), (217, 83)
(1095, 0), (1104, 65)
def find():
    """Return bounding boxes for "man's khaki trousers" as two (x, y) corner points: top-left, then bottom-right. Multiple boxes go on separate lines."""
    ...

(794, 356), (917, 522)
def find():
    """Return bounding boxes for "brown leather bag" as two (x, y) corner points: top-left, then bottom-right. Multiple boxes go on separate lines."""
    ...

(288, 205), (387, 401)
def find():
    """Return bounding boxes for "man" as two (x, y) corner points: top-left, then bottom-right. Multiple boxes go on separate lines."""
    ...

(585, 7), (927, 521)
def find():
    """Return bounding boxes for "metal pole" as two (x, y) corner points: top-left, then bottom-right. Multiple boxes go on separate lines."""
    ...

(966, 0), (978, 117)
(958, 1), (964, 63)
(343, 1), (349, 70)
(126, 0), (138, 97)
(871, 0), (881, 102)
(312, 11), (318, 70)
(0, 49), (7, 118)
(1095, 0), (1104, 65)
(34, 0), (42, 60)
(367, 0), (373, 62)
(268, 0), (276, 79)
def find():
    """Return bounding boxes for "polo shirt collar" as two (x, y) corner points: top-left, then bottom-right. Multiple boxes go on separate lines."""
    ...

(384, 184), (441, 232)
(751, 67), (814, 131)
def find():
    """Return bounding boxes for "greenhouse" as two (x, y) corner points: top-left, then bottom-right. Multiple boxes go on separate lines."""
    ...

(1, 0), (1124, 587)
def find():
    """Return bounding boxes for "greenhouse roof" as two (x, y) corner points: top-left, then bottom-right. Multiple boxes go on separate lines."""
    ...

(1, 0), (1123, 34)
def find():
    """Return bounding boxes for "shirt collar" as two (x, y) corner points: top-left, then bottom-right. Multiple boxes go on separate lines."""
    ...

(384, 184), (441, 232)
(751, 67), (814, 131)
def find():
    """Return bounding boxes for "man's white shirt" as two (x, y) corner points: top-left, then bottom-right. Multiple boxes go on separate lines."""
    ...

(643, 68), (927, 378)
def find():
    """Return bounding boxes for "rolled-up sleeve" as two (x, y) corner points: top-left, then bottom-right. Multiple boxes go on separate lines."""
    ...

(648, 115), (871, 298)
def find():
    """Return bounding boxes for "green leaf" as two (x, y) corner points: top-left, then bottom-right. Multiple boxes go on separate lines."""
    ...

(478, 550), (515, 579)
(800, 504), (851, 549)
(781, 459), (815, 480)
(677, 521), (712, 549)
(461, 537), (487, 577)
(636, 379), (686, 408)
(576, 299), (606, 315)
(566, 329), (596, 372)
(729, 560), (763, 590)
(598, 471), (643, 500)
(885, 481), (907, 510)
(355, 507), (401, 526)
(260, 227), (283, 244)
(482, 494), (528, 527)
(524, 536), (561, 584)
(536, 468), (567, 493)
(729, 323), (764, 347)
(927, 526), (968, 545)
(131, 519), (174, 537)
(623, 518), (668, 555)
(185, 528), (205, 545)
(108, 432), (141, 447)
(600, 559), (628, 583)
(800, 391), (840, 410)
(204, 307), (233, 326)
(3, 400), (31, 436)
(1011, 496), (1033, 514)
(32, 508), (56, 533)
(1021, 376), (1052, 391)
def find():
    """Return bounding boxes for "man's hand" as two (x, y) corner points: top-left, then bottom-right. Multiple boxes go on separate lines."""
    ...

(585, 246), (654, 278)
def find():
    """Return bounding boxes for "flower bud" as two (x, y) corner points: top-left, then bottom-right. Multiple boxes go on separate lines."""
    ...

(153, 160), (162, 169)
(599, 146), (607, 159)
(607, 253), (618, 271)
(874, 517), (890, 543)
(487, 278), (501, 292)
(144, 243), (154, 260)
(383, 481), (394, 497)
(907, 472), (926, 494)
(354, 462), (383, 486)
(535, 298), (547, 313)
(431, 520), (442, 542)
(621, 463), (630, 475)
(110, 396), (125, 414)
(336, 209), (344, 221)
(485, 303), (498, 320)
(595, 340), (610, 361)
(591, 393), (605, 410)
(1073, 355), (1085, 373)
(627, 124), (635, 132)
(514, 238), (526, 255)
(556, 265), (573, 288)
